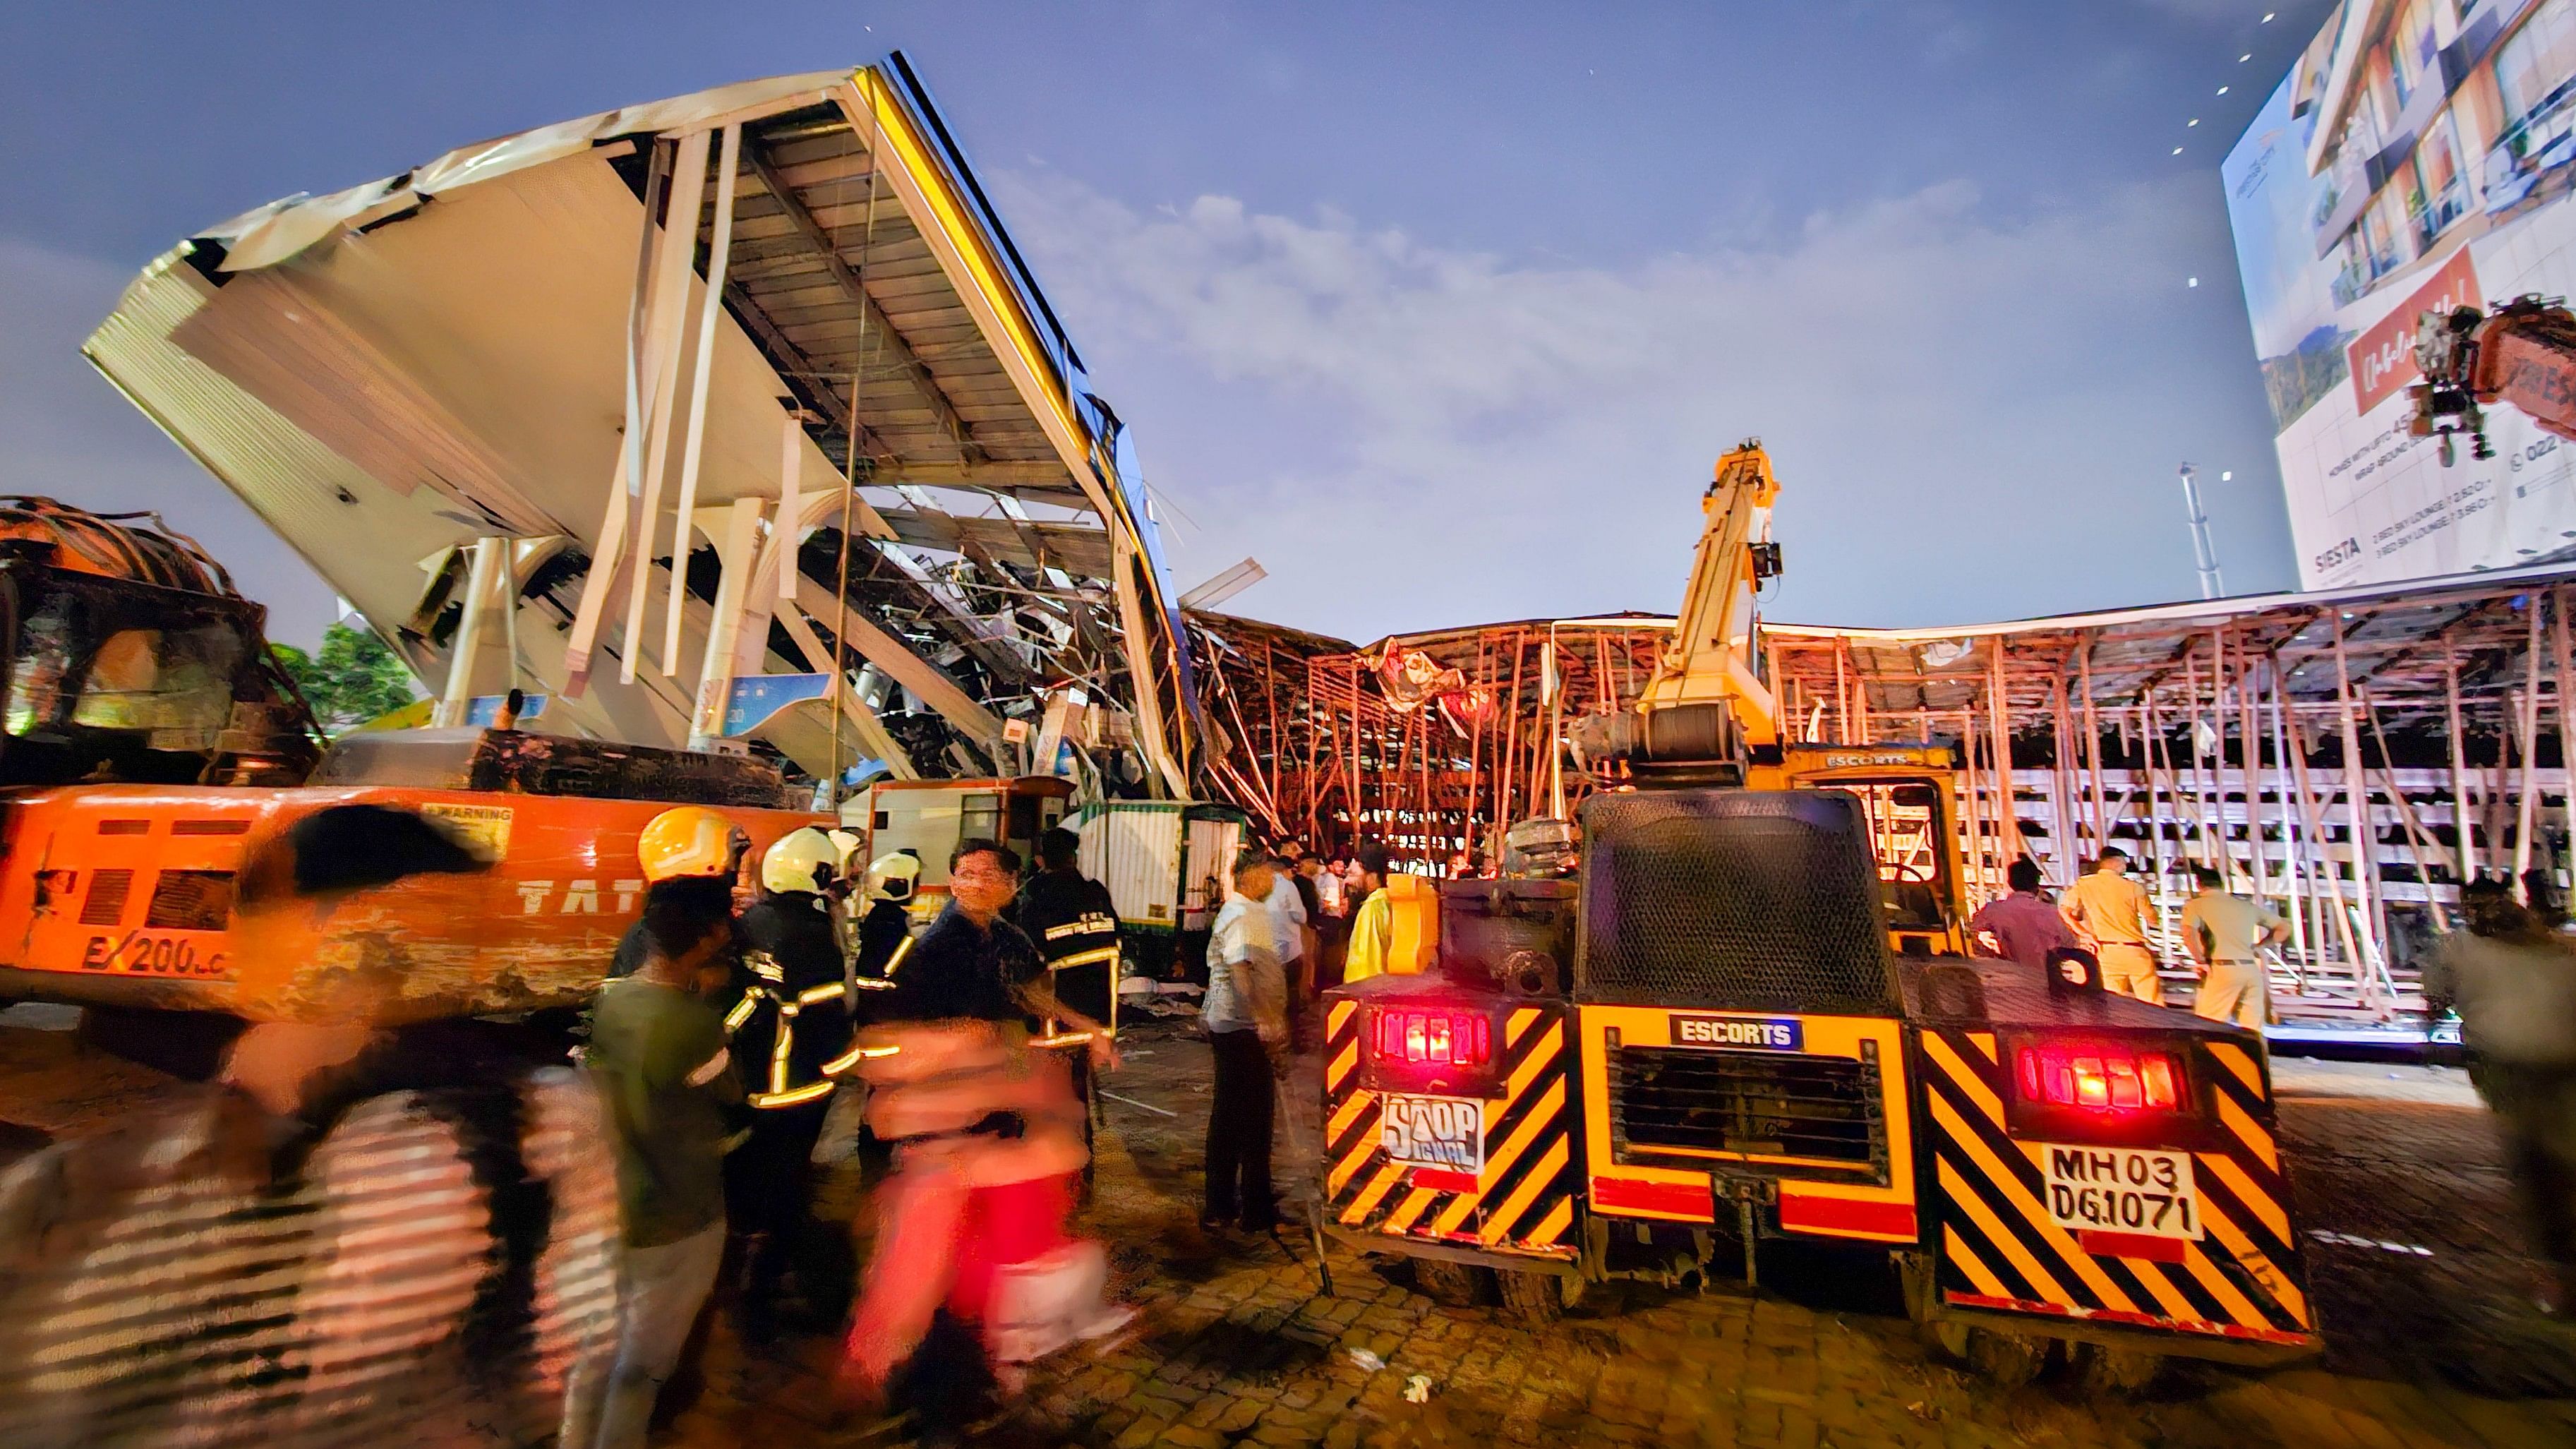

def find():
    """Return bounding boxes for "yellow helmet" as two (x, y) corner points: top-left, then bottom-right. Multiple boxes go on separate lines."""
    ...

(761, 826), (844, 896)
(638, 806), (747, 883)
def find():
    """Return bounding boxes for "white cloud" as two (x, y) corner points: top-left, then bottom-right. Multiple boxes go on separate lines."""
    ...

(997, 170), (2287, 642)
(0, 237), (340, 646)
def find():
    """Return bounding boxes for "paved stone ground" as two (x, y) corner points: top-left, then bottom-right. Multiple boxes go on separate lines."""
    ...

(6, 1005), (2576, 1445)
(660, 1030), (2576, 1449)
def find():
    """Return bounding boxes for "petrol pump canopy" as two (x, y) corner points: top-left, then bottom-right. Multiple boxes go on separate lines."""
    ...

(85, 56), (1196, 789)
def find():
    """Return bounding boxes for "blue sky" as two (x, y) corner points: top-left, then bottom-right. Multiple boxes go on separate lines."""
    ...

(0, 1), (2332, 647)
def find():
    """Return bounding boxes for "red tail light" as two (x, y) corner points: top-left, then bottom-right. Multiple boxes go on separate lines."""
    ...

(1372, 1007), (1491, 1067)
(2017, 1045), (2183, 1113)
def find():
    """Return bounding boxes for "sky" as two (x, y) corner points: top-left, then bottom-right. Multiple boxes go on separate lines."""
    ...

(0, 1), (2333, 649)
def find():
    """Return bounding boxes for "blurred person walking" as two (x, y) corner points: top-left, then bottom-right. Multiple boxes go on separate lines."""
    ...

(561, 876), (743, 1449)
(2426, 877), (2576, 1316)
(840, 839), (1121, 1441)
(1203, 853), (1290, 1232)
(2180, 865), (2287, 1028)
(2062, 848), (2165, 1004)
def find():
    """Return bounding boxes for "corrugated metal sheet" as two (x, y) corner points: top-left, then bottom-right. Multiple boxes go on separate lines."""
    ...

(1074, 802), (1181, 932)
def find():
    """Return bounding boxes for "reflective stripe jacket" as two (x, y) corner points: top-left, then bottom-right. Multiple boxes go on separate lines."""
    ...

(1013, 868), (1121, 1024)
(733, 891), (858, 1107)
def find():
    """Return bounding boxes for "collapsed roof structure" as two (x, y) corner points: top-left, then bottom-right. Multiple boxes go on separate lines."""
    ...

(1209, 565), (2576, 1028)
(88, 58), (1208, 793)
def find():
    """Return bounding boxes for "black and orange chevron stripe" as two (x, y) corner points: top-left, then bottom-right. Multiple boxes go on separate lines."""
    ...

(1321, 997), (1580, 1258)
(1917, 1028), (2317, 1348)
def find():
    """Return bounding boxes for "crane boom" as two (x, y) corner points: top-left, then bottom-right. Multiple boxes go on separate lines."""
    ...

(1566, 440), (1783, 778)
(1637, 440), (1783, 744)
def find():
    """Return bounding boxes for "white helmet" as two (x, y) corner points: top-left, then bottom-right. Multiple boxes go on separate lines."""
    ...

(760, 826), (843, 896)
(828, 829), (865, 877)
(865, 850), (921, 903)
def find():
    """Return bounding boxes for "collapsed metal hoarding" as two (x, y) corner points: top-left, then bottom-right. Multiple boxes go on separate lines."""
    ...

(85, 56), (1198, 795)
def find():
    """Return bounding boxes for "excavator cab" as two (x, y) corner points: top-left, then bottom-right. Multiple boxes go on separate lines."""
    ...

(0, 498), (317, 788)
(1765, 742), (1968, 958)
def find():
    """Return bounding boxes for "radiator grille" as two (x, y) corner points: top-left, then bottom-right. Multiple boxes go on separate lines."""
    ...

(78, 868), (135, 926)
(1611, 1045), (1878, 1165)
(1577, 790), (1898, 1013)
(144, 870), (235, 931)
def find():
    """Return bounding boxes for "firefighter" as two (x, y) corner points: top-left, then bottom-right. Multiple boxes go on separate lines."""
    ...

(725, 826), (863, 1343)
(613, 806), (754, 978)
(1011, 827), (1121, 1166)
(854, 849), (923, 984)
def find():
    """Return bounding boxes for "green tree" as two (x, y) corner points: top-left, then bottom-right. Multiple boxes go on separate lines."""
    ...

(272, 622), (419, 733)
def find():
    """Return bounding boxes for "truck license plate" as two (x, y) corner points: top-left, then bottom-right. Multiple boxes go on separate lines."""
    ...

(1380, 1095), (1483, 1172)
(2039, 1144), (2201, 1239)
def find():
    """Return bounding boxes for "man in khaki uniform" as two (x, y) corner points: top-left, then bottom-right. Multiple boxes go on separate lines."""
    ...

(2061, 847), (2162, 1004)
(2179, 865), (2287, 1028)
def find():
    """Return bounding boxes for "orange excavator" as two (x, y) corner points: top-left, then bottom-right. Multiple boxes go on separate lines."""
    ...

(0, 497), (822, 1071)
(2409, 296), (2576, 466)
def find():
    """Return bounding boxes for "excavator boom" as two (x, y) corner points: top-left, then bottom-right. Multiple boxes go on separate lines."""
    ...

(2410, 296), (2576, 464)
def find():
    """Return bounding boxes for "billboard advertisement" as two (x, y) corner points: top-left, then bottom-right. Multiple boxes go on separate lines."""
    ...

(2225, 0), (2576, 588)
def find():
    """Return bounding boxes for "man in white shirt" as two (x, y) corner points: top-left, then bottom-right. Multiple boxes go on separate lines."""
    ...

(1263, 850), (1313, 1032)
(1204, 855), (1288, 1232)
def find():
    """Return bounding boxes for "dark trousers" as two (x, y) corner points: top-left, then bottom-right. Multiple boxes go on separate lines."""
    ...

(1069, 1050), (1097, 1190)
(2479, 1060), (2576, 1281)
(724, 1098), (849, 1332)
(1204, 1029), (1275, 1228)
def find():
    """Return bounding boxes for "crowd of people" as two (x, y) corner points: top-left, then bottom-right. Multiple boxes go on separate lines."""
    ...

(567, 819), (1415, 1446)
(1965, 848), (2288, 1028)
(1966, 849), (2576, 1318)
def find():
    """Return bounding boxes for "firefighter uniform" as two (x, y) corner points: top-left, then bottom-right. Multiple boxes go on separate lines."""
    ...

(727, 888), (861, 1338)
(1011, 865), (1121, 1170)
(855, 896), (916, 985)
(1013, 867), (1121, 1028)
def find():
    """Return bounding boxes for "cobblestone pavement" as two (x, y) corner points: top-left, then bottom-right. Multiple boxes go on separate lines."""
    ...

(663, 1030), (2576, 1449)
(7, 1006), (2576, 1446)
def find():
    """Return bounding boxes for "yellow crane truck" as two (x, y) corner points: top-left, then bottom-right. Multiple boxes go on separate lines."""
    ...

(1317, 443), (2317, 1387)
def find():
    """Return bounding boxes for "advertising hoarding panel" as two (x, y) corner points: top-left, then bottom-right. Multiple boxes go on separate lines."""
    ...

(2225, 0), (2576, 588)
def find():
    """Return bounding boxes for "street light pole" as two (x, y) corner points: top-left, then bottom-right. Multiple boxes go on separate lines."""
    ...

(2179, 462), (2225, 599)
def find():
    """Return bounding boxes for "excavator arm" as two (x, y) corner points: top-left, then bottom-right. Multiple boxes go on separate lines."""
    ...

(2410, 296), (2576, 466)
